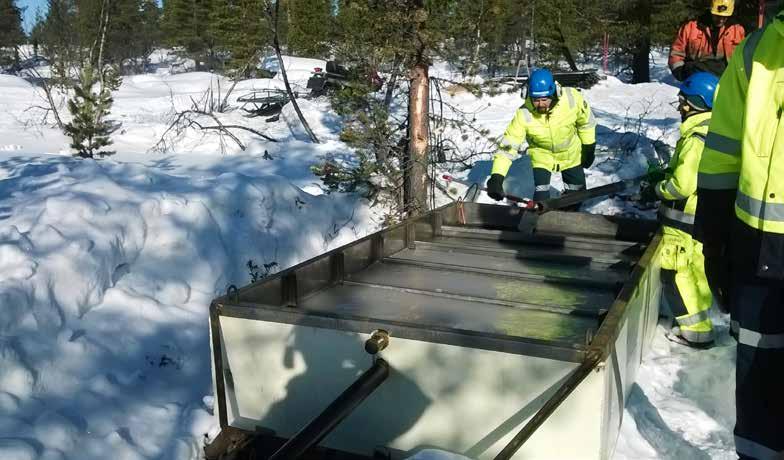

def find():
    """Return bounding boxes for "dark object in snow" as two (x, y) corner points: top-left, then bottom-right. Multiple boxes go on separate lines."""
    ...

(495, 70), (602, 90)
(442, 174), (640, 224)
(307, 61), (383, 96)
(237, 89), (293, 118)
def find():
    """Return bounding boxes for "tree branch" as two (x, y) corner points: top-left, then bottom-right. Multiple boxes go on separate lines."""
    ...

(265, 0), (320, 144)
(16, 45), (65, 129)
(149, 109), (278, 154)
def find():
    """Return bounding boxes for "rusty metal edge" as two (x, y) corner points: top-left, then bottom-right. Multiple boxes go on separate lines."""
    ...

(209, 302), (229, 429)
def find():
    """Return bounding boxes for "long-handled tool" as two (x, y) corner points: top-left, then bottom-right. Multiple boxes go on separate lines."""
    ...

(442, 174), (642, 234)
(442, 174), (538, 210)
(516, 178), (640, 233)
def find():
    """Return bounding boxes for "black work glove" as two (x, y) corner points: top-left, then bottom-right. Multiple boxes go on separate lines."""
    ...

(672, 61), (697, 81)
(639, 181), (658, 204)
(692, 58), (725, 78)
(486, 173), (505, 201)
(672, 65), (686, 81)
(580, 143), (596, 169)
(645, 165), (668, 184)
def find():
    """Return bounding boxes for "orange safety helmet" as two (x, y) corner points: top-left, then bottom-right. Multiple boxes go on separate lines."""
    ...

(711, 0), (735, 16)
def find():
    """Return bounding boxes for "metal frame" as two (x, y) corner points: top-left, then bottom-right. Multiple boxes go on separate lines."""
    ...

(209, 202), (659, 450)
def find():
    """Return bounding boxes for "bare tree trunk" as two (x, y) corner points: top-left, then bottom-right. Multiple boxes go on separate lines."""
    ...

(219, 51), (260, 112)
(97, 0), (110, 87)
(632, 38), (650, 83)
(267, 1), (320, 144)
(41, 80), (65, 130)
(556, 22), (579, 72)
(403, 0), (430, 217)
(405, 61), (429, 217)
(383, 54), (402, 111)
(16, 45), (64, 129)
(631, 0), (651, 83)
(468, 0), (486, 76)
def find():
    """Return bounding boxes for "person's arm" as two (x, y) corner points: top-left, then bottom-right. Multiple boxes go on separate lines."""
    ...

(574, 90), (597, 168)
(491, 108), (529, 177)
(488, 107), (530, 200)
(657, 134), (703, 201)
(669, 23), (690, 80)
(574, 89), (596, 146)
(724, 23), (746, 60)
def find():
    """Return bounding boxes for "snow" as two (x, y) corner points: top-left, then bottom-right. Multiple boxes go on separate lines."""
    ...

(0, 52), (737, 459)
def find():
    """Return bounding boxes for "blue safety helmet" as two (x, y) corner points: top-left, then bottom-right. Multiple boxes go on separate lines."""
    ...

(679, 72), (719, 110)
(528, 68), (556, 99)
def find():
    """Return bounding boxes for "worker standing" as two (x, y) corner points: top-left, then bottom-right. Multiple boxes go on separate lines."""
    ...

(486, 68), (596, 204)
(669, 0), (745, 81)
(642, 72), (719, 347)
(694, 10), (784, 459)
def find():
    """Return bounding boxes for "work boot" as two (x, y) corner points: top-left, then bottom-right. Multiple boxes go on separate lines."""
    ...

(665, 326), (714, 349)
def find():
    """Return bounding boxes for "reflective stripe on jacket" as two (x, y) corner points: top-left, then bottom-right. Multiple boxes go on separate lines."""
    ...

(491, 87), (596, 176)
(698, 18), (784, 232)
(669, 14), (745, 74)
(697, 15), (784, 278)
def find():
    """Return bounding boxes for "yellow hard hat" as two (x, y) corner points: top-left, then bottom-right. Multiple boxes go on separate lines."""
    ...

(711, 0), (735, 16)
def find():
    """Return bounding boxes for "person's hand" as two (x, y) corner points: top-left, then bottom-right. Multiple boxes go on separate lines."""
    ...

(580, 143), (596, 168)
(672, 61), (697, 81)
(645, 164), (668, 184)
(639, 181), (659, 204)
(672, 65), (686, 81)
(486, 174), (505, 201)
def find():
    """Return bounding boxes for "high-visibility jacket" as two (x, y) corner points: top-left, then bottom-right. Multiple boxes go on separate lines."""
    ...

(657, 111), (712, 236)
(658, 111), (714, 343)
(669, 14), (745, 77)
(491, 87), (596, 176)
(696, 14), (784, 279)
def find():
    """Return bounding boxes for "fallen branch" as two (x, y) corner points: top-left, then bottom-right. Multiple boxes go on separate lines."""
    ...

(210, 124), (278, 142)
(219, 51), (261, 112)
(149, 109), (278, 154)
(16, 46), (65, 129)
(265, 0), (320, 144)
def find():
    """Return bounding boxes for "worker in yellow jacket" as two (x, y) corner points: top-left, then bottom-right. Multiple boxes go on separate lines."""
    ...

(694, 10), (784, 459)
(642, 72), (718, 347)
(486, 68), (597, 203)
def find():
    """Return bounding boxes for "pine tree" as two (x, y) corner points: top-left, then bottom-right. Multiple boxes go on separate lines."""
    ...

(0, 0), (25, 67)
(162, 0), (214, 69)
(287, 0), (332, 57)
(209, 0), (266, 73)
(136, 0), (163, 69)
(64, 65), (121, 158)
(37, 0), (82, 82)
(605, 0), (700, 82)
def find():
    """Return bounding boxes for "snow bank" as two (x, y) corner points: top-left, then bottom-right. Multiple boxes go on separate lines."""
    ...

(260, 55), (326, 75)
(0, 74), (34, 89)
(281, 97), (343, 142)
(0, 152), (377, 460)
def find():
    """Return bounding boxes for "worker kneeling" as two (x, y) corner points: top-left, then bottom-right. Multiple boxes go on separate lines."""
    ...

(486, 68), (596, 204)
(642, 72), (718, 347)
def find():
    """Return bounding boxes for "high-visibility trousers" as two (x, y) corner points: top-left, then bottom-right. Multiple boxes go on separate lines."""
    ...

(660, 228), (714, 344)
(532, 166), (586, 202)
(730, 276), (784, 459)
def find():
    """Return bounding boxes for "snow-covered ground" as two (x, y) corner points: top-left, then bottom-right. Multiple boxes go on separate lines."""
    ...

(0, 54), (736, 459)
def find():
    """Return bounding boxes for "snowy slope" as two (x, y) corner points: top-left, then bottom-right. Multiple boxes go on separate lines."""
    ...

(0, 54), (737, 460)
